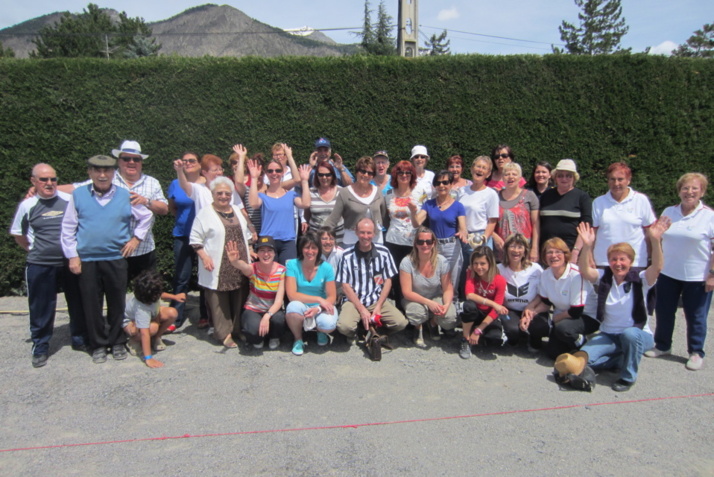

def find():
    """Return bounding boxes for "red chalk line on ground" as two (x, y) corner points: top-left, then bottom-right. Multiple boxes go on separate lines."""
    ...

(2, 393), (712, 453)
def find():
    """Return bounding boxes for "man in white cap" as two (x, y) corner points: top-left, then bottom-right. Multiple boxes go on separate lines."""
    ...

(61, 155), (153, 364)
(60, 140), (168, 280)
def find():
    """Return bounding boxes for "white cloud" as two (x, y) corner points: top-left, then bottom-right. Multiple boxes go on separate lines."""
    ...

(437, 7), (459, 21)
(648, 40), (678, 56)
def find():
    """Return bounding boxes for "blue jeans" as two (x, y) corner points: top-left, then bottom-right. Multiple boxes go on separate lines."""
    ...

(26, 263), (87, 355)
(171, 237), (207, 328)
(654, 273), (712, 358)
(274, 239), (297, 266)
(582, 328), (654, 383)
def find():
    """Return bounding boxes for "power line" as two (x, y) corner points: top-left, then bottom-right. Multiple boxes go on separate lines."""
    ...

(421, 24), (564, 47)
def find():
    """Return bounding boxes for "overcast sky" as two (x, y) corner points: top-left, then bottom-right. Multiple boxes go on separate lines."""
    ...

(1, 0), (712, 55)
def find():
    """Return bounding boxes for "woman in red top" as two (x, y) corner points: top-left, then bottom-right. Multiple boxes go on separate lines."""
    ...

(459, 246), (508, 359)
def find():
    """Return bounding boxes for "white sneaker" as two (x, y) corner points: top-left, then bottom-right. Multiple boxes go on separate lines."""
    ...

(644, 348), (671, 358)
(253, 341), (264, 349)
(268, 338), (280, 350)
(686, 353), (704, 371)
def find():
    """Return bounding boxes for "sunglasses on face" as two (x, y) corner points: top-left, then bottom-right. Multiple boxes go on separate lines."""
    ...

(497, 153), (510, 159)
(435, 180), (451, 186)
(416, 239), (435, 246)
(36, 177), (58, 183)
(183, 158), (198, 164)
(267, 168), (283, 174)
(120, 156), (142, 163)
(397, 171), (412, 176)
(413, 155), (428, 160)
(357, 169), (375, 176)
(317, 172), (333, 178)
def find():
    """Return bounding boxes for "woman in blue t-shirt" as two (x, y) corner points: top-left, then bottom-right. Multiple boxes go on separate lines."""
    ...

(247, 157), (312, 265)
(285, 233), (338, 356)
(413, 170), (467, 296)
(167, 151), (207, 330)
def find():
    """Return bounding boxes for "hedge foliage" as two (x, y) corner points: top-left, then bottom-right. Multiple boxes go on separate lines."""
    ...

(0, 54), (712, 295)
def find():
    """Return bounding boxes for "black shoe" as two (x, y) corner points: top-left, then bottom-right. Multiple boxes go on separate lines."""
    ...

(612, 379), (634, 392)
(72, 343), (89, 353)
(92, 348), (107, 364)
(112, 344), (127, 360)
(32, 354), (48, 368)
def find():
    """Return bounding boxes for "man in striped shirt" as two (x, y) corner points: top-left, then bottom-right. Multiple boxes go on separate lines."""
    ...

(336, 217), (407, 344)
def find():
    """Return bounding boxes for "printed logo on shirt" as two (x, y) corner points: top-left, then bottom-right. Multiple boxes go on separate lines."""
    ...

(507, 282), (529, 297)
(374, 274), (384, 286)
(42, 210), (64, 217)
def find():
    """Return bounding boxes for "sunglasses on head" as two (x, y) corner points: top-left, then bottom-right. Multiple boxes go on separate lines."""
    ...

(36, 177), (58, 183)
(357, 169), (375, 176)
(120, 156), (142, 163)
(416, 239), (434, 246)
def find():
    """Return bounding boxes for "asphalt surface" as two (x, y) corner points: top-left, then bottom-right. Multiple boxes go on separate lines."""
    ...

(0, 293), (712, 476)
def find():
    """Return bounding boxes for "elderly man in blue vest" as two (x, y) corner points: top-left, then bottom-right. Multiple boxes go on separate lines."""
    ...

(61, 155), (153, 364)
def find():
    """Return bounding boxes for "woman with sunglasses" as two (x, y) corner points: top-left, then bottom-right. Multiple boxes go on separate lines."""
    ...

(304, 160), (344, 245)
(384, 160), (421, 307)
(400, 227), (458, 346)
(324, 156), (387, 248)
(247, 158), (311, 265)
(487, 145), (526, 190)
(413, 170), (467, 295)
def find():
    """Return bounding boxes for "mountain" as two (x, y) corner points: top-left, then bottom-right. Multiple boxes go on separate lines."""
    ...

(0, 3), (356, 58)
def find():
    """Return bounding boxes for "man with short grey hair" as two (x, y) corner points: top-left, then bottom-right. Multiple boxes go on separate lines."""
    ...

(10, 163), (87, 367)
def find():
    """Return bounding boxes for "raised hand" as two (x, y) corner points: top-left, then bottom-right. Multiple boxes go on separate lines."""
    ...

(576, 222), (595, 247)
(649, 215), (671, 241)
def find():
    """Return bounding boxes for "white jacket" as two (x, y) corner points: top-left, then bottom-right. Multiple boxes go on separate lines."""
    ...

(189, 205), (251, 290)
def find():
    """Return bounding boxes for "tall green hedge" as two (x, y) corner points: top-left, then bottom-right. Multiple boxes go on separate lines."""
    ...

(1, 55), (712, 295)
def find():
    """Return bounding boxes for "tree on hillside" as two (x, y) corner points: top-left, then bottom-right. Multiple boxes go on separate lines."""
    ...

(672, 23), (714, 58)
(357, 0), (396, 55)
(0, 41), (15, 58)
(552, 0), (630, 55)
(424, 30), (451, 56)
(31, 3), (160, 58)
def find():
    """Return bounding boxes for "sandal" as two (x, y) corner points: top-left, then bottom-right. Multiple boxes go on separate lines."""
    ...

(223, 335), (238, 348)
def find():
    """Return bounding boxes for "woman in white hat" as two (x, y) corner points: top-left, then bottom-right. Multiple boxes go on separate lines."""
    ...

(539, 159), (592, 262)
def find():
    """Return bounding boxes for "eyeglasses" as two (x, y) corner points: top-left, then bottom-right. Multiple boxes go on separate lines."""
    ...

(183, 158), (198, 164)
(416, 239), (435, 246)
(208, 168), (223, 174)
(497, 153), (510, 159)
(266, 168), (283, 174)
(214, 191), (232, 197)
(435, 180), (451, 186)
(36, 177), (58, 183)
(120, 156), (142, 163)
(317, 173), (333, 178)
(397, 171), (412, 176)
(545, 250), (564, 256)
(357, 169), (375, 176)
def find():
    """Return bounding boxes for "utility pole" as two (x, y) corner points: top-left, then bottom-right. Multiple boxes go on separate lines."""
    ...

(397, 0), (418, 57)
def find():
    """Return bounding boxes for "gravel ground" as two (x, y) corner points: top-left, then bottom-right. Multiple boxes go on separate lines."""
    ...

(0, 293), (712, 476)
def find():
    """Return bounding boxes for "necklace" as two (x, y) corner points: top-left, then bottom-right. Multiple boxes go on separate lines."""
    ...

(215, 208), (234, 222)
(436, 196), (453, 210)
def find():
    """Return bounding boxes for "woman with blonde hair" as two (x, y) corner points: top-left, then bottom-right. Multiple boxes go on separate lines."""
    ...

(400, 227), (458, 347)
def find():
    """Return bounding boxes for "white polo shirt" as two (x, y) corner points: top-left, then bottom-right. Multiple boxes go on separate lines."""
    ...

(457, 186), (499, 232)
(538, 263), (596, 317)
(592, 188), (656, 267)
(596, 269), (654, 335)
(661, 202), (714, 281)
(497, 262), (543, 311)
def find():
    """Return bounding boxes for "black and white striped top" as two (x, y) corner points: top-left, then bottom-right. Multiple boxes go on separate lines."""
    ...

(336, 243), (398, 308)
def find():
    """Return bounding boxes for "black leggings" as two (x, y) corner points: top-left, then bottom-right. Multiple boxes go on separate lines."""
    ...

(544, 314), (600, 359)
(462, 300), (504, 344)
(502, 309), (551, 347)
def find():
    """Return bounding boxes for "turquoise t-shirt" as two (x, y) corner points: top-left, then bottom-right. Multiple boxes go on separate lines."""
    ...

(286, 259), (335, 306)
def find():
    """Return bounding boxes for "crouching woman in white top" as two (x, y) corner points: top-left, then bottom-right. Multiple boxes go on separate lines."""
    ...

(576, 218), (670, 392)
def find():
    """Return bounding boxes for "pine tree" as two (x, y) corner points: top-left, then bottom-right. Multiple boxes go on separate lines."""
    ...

(0, 41), (15, 58)
(357, 0), (396, 56)
(31, 3), (160, 58)
(424, 30), (451, 56)
(672, 23), (714, 58)
(553, 0), (630, 55)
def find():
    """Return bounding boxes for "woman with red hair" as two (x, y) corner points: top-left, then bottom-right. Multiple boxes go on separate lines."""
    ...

(591, 162), (656, 270)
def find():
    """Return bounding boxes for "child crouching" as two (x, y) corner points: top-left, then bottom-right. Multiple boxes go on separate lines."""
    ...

(123, 270), (184, 368)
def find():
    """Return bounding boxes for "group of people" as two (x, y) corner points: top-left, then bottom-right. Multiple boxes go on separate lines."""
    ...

(11, 139), (713, 393)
